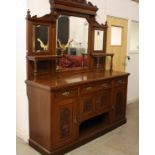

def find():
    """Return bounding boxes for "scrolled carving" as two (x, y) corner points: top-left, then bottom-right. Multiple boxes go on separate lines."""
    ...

(27, 12), (59, 23)
(49, 0), (98, 15)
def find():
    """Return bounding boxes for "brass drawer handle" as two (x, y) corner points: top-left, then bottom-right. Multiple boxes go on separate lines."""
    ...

(101, 83), (109, 88)
(117, 80), (124, 84)
(62, 91), (70, 96)
(86, 87), (92, 91)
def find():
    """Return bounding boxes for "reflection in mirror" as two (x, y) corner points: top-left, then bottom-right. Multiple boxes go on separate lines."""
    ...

(33, 25), (49, 52)
(57, 15), (89, 69)
(94, 30), (104, 51)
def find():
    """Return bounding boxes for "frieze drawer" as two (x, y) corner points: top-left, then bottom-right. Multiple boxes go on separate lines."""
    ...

(80, 84), (99, 95)
(97, 80), (112, 90)
(55, 88), (78, 100)
(114, 78), (127, 87)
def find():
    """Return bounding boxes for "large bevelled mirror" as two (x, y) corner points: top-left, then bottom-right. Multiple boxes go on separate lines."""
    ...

(33, 25), (49, 52)
(56, 15), (89, 69)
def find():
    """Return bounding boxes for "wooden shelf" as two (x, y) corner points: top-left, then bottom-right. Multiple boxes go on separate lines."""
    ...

(91, 53), (114, 71)
(27, 55), (63, 61)
(91, 53), (114, 57)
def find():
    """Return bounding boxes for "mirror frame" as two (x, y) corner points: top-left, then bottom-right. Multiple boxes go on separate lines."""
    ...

(56, 15), (89, 55)
(32, 24), (50, 53)
(92, 22), (108, 53)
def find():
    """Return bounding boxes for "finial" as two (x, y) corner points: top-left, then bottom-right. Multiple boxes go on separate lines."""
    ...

(26, 9), (31, 19)
(49, 0), (54, 13)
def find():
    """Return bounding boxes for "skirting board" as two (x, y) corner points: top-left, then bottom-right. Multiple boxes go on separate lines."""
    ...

(16, 128), (29, 143)
(127, 98), (139, 104)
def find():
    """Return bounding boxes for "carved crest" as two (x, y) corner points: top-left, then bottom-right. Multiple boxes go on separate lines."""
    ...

(50, 0), (87, 4)
(49, 0), (98, 15)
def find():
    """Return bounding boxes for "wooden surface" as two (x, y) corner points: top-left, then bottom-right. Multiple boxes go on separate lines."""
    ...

(26, 70), (129, 90)
(26, 1), (130, 155)
(26, 70), (129, 155)
(27, 55), (63, 61)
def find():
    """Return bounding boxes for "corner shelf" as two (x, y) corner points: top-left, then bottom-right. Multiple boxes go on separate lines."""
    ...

(91, 53), (114, 71)
(27, 55), (63, 61)
(27, 55), (63, 81)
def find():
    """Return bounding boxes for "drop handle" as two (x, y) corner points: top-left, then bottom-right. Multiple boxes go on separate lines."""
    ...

(101, 83), (109, 88)
(117, 80), (123, 84)
(86, 87), (92, 91)
(62, 91), (70, 96)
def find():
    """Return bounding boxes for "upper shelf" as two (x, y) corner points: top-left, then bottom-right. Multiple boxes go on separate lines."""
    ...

(91, 53), (114, 58)
(27, 55), (63, 61)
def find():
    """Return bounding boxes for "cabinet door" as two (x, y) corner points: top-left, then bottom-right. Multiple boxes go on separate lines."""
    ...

(53, 98), (77, 148)
(113, 87), (127, 121)
(79, 94), (95, 121)
(95, 89), (111, 114)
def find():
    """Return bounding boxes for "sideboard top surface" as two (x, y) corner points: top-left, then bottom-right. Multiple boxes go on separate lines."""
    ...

(26, 70), (130, 90)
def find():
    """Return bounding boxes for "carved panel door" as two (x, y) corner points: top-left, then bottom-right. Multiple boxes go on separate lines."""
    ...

(95, 89), (111, 114)
(79, 94), (95, 121)
(53, 98), (77, 148)
(113, 87), (127, 121)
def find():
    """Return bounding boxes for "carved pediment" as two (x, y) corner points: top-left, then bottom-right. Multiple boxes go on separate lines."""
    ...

(66, 0), (87, 4)
(50, 0), (87, 4)
(49, 0), (98, 15)
(26, 10), (58, 23)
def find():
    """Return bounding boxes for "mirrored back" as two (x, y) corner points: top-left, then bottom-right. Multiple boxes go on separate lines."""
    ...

(56, 15), (89, 69)
(57, 15), (88, 56)
(33, 25), (49, 52)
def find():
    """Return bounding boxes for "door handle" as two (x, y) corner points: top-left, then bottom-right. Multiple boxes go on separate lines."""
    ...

(86, 87), (92, 91)
(127, 56), (131, 60)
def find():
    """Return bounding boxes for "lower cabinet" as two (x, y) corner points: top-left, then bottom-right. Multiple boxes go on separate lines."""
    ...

(52, 77), (128, 150)
(53, 98), (78, 148)
(27, 74), (129, 155)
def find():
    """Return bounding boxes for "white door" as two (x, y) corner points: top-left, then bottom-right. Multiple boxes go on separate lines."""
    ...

(126, 21), (139, 103)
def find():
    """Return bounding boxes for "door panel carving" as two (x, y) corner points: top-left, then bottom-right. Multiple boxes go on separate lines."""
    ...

(53, 99), (77, 148)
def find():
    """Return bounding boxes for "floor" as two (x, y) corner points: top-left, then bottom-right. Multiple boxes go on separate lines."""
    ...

(17, 101), (139, 155)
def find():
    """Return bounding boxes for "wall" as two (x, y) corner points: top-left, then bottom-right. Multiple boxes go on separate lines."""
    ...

(16, 0), (139, 142)
(16, 0), (29, 142)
